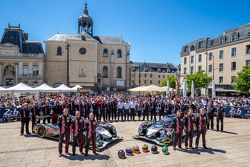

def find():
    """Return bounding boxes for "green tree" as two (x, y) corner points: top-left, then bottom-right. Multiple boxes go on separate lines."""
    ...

(185, 70), (212, 92)
(232, 66), (250, 93)
(161, 75), (177, 88)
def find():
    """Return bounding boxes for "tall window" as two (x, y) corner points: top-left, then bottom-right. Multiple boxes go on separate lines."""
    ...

(144, 80), (147, 84)
(117, 49), (122, 58)
(231, 76), (236, 83)
(183, 68), (186, 74)
(191, 56), (194, 63)
(116, 67), (122, 78)
(150, 74), (152, 78)
(219, 63), (223, 72)
(190, 67), (194, 73)
(103, 49), (108, 57)
(103, 66), (108, 78)
(231, 62), (236, 71)
(219, 50), (224, 59)
(184, 57), (187, 64)
(198, 54), (202, 62)
(231, 47), (237, 57)
(208, 65), (212, 72)
(23, 64), (29, 76)
(246, 60), (250, 67)
(246, 45), (250, 54)
(144, 74), (147, 78)
(150, 80), (152, 84)
(219, 77), (223, 83)
(32, 64), (39, 76)
(209, 53), (213, 61)
(198, 66), (202, 71)
(56, 47), (62, 55)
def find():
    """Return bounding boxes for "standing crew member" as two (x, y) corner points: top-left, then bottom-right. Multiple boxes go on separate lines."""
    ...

(195, 108), (208, 149)
(216, 102), (224, 131)
(58, 108), (72, 157)
(85, 113), (97, 156)
(72, 111), (84, 156)
(173, 110), (184, 150)
(184, 107), (195, 149)
(19, 103), (31, 135)
(117, 99), (124, 121)
(123, 99), (130, 121)
(207, 101), (215, 129)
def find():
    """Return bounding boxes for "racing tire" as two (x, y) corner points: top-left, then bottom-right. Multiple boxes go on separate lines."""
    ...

(37, 126), (46, 138)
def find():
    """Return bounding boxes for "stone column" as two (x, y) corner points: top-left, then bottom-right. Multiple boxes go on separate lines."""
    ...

(14, 62), (18, 84)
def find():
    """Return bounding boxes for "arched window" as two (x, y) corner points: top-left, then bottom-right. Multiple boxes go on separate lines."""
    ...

(103, 66), (108, 78)
(103, 49), (108, 57)
(57, 47), (62, 55)
(117, 49), (122, 58)
(116, 67), (122, 78)
(190, 45), (195, 51)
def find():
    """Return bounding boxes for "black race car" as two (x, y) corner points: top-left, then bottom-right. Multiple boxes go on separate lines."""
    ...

(33, 116), (121, 151)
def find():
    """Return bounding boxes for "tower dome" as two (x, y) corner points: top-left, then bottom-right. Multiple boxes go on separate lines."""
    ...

(78, 3), (93, 35)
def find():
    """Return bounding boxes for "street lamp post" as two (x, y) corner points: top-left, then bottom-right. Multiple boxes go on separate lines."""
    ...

(65, 43), (71, 87)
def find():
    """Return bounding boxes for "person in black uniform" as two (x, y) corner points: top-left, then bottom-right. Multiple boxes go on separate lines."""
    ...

(158, 100), (164, 120)
(31, 101), (39, 133)
(173, 110), (184, 150)
(52, 101), (63, 124)
(71, 111), (84, 156)
(184, 107), (195, 149)
(58, 108), (72, 157)
(150, 99), (157, 121)
(40, 101), (51, 123)
(84, 113), (97, 156)
(142, 100), (149, 121)
(216, 102), (224, 131)
(105, 99), (111, 122)
(19, 103), (31, 135)
(195, 108), (208, 149)
(111, 99), (117, 121)
(207, 101), (215, 130)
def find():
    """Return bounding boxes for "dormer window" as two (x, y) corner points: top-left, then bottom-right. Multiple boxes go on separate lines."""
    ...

(232, 32), (239, 41)
(157, 68), (161, 73)
(248, 29), (250, 36)
(220, 36), (226, 44)
(144, 68), (148, 72)
(184, 46), (189, 52)
(190, 45), (195, 51)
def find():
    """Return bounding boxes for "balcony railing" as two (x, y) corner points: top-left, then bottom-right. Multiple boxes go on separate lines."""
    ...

(19, 74), (43, 79)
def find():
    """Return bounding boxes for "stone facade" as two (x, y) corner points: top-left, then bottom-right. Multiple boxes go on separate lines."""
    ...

(181, 23), (250, 94)
(45, 3), (130, 91)
(0, 25), (45, 87)
(131, 62), (177, 87)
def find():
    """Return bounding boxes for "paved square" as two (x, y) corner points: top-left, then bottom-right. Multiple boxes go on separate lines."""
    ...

(0, 118), (250, 167)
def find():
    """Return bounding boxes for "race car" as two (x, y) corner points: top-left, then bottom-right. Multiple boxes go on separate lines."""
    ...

(134, 114), (199, 146)
(33, 117), (121, 151)
(133, 115), (176, 146)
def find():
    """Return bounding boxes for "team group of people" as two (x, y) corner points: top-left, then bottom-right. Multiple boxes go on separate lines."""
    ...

(1, 94), (248, 156)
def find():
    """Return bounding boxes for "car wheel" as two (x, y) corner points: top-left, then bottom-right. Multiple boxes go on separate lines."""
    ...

(37, 126), (45, 138)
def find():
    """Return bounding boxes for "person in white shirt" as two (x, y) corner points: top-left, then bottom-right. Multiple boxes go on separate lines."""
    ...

(117, 99), (124, 121)
(123, 99), (130, 121)
(129, 99), (136, 121)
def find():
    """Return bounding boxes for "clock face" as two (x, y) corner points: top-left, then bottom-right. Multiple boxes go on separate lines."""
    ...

(79, 47), (87, 55)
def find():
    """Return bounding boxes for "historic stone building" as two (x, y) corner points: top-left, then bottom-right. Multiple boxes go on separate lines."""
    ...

(0, 24), (45, 87)
(131, 62), (177, 87)
(181, 23), (250, 96)
(45, 3), (131, 91)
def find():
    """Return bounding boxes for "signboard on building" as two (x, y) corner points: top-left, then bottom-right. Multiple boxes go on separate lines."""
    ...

(116, 80), (124, 87)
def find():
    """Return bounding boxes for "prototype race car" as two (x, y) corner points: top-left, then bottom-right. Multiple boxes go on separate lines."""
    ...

(133, 115), (176, 146)
(33, 116), (121, 151)
(134, 114), (199, 146)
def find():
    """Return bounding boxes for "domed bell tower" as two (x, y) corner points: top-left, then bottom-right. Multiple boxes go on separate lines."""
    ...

(78, 3), (93, 35)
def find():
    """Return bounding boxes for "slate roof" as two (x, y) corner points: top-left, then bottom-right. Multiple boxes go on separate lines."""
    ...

(131, 61), (177, 73)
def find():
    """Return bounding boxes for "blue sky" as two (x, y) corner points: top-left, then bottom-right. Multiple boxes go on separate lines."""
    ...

(0, 0), (250, 65)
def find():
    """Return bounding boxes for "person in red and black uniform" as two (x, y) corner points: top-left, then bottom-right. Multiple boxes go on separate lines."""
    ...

(216, 102), (224, 132)
(31, 101), (39, 133)
(71, 111), (85, 156)
(52, 100), (63, 124)
(58, 108), (72, 157)
(195, 108), (208, 149)
(68, 99), (75, 116)
(111, 98), (117, 121)
(173, 110), (184, 150)
(40, 101), (51, 123)
(105, 98), (112, 122)
(84, 113), (97, 156)
(184, 107), (195, 149)
(207, 101), (215, 130)
(19, 103), (31, 135)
